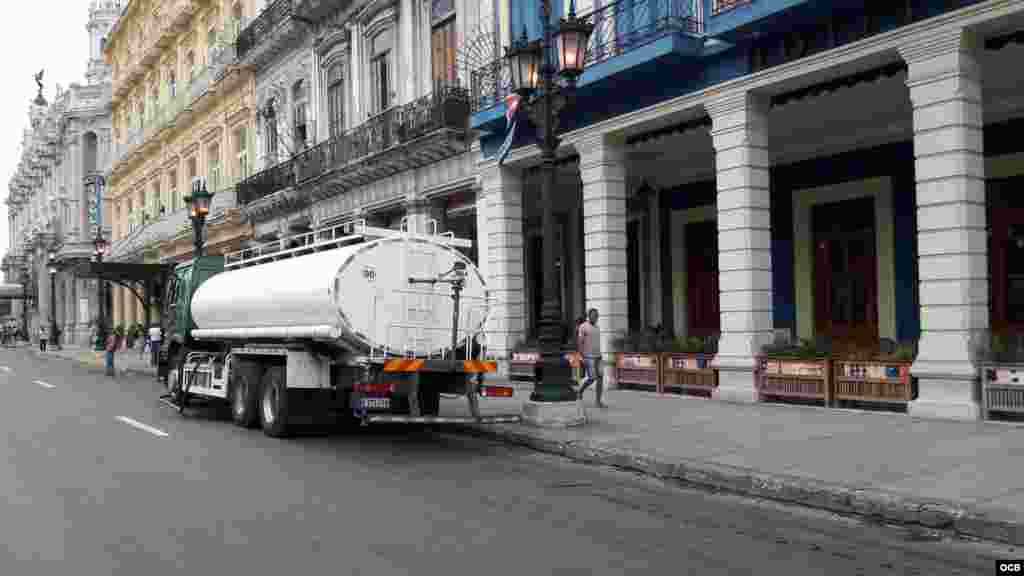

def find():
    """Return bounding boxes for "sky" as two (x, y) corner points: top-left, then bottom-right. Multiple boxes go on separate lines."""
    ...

(0, 1), (94, 258)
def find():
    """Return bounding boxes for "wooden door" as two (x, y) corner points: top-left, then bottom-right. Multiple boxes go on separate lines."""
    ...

(990, 207), (1024, 334)
(687, 220), (720, 338)
(813, 197), (878, 347)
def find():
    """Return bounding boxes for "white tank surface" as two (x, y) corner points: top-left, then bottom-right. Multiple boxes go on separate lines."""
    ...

(190, 236), (489, 356)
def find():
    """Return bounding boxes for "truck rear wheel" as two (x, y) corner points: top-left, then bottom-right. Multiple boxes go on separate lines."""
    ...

(260, 365), (290, 438)
(231, 358), (261, 429)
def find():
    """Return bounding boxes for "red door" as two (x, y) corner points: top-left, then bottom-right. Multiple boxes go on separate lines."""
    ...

(687, 221), (720, 338)
(990, 207), (1024, 335)
(813, 197), (878, 349)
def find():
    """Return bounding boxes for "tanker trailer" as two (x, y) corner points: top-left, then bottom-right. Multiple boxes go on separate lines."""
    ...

(159, 220), (520, 437)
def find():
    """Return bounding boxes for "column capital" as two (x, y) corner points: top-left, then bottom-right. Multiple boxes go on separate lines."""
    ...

(898, 27), (979, 67)
(478, 161), (523, 199)
(703, 91), (769, 122)
(573, 134), (627, 168)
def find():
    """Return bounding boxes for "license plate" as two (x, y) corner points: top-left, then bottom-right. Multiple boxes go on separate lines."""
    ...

(360, 398), (391, 410)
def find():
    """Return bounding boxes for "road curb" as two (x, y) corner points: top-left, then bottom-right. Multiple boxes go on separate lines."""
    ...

(450, 423), (1024, 546)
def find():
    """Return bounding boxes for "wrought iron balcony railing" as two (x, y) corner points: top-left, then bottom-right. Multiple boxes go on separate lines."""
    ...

(236, 0), (294, 61)
(237, 86), (470, 206)
(470, 0), (703, 113)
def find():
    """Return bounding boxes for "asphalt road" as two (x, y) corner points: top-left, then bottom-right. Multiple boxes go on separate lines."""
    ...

(0, 348), (1014, 576)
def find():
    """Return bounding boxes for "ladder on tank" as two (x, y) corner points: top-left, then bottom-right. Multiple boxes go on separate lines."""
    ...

(222, 216), (473, 271)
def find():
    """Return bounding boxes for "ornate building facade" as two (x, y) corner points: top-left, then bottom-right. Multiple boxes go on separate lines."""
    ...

(233, 0), (480, 268)
(1, 0), (118, 345)
(103, 0), (258, 330)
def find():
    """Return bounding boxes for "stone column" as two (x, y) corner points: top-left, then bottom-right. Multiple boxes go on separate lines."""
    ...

(705, 92), (773, 403)
(474, 183), (490, 281)
(478, 161), (526, 364)
(648, 188), (663, 326)
(399, 0), (416, 102)
(576, 135), (629, 380)
(900, 29), (986, 420)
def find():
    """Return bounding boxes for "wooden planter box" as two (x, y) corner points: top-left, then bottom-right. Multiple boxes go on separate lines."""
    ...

(661, 353), (718, 396)
(509, 351), (582, 382)
(616, 353), (662, 392)
(756, 357), (832, 403)
(982, 363), (1024, 418)
(509, 352), (540, 382)
(832, 359), (915, 404)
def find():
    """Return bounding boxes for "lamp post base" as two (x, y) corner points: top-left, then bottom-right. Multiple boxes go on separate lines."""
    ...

(521, 399), (587, 428)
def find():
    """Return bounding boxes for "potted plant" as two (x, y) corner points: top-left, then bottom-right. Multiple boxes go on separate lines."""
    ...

(975, 330), (1024, 419)
(757, 336), (833, 404)
(612, 328), (668, 392)
(831, 339), (917, 407)
(662, 335), (719, 397)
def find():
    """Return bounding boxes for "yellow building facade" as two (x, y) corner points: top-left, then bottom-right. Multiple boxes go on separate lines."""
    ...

(103, 0), (256, 330)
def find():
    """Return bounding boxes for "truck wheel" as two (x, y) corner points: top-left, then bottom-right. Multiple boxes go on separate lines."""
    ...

(231, 359), (261, 429)
(260, 365), (289, 438)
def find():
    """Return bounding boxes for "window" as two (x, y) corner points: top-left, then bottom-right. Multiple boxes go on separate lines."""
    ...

(231, 2), (244, 38)
(234, 126), (249, 181)
(327, 64), (344, 138)
(431, 0), (457, 89)
(207, 143), (221, 191)
(292, 80), (308, 148)
(187, 156), (197, 188)
(168, 169), (178, 212)
(370, 29), (393, 114)
(207, 23), (219, 65)
(185, 50), (195, 81)
(152, 180), (161, 218)
(169, 70), (177, 98)
(264, 101), (278, 164)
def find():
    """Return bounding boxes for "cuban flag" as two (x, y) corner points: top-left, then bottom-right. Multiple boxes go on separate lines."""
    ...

(496, 93), (521, 166)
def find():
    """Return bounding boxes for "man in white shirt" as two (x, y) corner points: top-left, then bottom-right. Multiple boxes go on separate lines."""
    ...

(148, 324), (162, 367)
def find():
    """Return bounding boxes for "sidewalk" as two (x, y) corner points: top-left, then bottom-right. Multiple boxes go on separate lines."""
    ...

(441, 385), (1024, 546)
(28, 343), (158, 378)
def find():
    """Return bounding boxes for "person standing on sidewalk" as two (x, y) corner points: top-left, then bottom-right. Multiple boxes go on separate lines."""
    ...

(148, 324), (161, 367)
(38, 326), (48, 352)
(577, 308), (606, 408)
(104, 332), (118, 377)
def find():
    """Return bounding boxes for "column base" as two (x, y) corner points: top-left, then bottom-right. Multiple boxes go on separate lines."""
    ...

(909, 360), (981, 421)
(712, 364), (759, 404)
(908, 396), (981, 421)
(521, 400), (587, 428)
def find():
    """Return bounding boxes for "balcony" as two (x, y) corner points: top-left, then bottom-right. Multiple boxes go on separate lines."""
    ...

(471, 0), (703, 117)
(238, 87), (470, 213)
(236, 0), (303, 68)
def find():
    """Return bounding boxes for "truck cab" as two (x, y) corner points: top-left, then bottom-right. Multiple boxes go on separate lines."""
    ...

(159, 255), (224, 379)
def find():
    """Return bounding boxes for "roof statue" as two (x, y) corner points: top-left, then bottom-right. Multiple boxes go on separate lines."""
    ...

(33, 69), (47, 106)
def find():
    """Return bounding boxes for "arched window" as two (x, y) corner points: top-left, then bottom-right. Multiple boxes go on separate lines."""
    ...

(369, 29), (393, 114)
(264, 97), (279, 164)
(292, 80), (308, 147)
(431, 0), (457, 89)
(327, 64), (344, 138)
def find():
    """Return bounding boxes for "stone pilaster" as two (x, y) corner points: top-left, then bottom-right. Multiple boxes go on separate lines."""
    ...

(705, 92), (773, 403)
(479, 162), (526, 363)
(900, 28), (986, 420)
(577, 135), (629, 379)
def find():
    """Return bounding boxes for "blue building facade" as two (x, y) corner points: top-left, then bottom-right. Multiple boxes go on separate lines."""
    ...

(469, 0), (1024, 420)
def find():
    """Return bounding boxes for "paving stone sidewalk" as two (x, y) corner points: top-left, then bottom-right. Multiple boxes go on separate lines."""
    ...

(441, 383), (1024, 546)
(28, 343), (157, 378)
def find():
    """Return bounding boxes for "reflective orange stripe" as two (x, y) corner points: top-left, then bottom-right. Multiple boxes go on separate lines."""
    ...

(383, 359), (424, 372)
(463, 360), (497, 373)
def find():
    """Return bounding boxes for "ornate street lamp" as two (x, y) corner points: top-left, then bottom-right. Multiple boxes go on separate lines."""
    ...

(184, 177), (213, 258)
(93, 232), (108, 351)
(505, 0), (594, 403)
(48, 250), (58, 350)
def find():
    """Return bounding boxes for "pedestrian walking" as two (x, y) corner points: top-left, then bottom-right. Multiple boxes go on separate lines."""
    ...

(573, 316), (586, 386)
(38, 326), (48, 352)
(576, 308), (606, 408)
(148, 324), (162, 367)
(104, 332), (118, 377)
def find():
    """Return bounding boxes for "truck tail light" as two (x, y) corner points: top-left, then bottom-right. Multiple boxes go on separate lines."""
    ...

(354, 382), (394, 395)
(481, 386), (514, 398)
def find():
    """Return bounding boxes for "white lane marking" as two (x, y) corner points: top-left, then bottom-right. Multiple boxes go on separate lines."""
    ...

(114, 416), (169, 438)
(33, 380), (55, 389)
(0, 366), (11, 373)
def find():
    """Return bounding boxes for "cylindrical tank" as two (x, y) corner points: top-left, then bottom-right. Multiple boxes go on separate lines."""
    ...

(190, 236), (488, 356)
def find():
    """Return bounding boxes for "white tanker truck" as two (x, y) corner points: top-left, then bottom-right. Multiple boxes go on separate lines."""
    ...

(159, 219), (519, 437)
